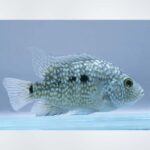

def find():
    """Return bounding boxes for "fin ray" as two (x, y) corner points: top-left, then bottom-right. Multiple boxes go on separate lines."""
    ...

(29, 47), (96, 79)
(3, 78), (34, 111)
(31, 100), (50, 116)
(31, 100), (66, 116)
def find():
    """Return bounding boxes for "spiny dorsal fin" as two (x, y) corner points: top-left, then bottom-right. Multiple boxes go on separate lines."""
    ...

(29, 47), (96, 79)
(29, 47), (52, 79)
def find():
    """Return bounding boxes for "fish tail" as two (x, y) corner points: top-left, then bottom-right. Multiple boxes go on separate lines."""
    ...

(3, 78), (34, 111)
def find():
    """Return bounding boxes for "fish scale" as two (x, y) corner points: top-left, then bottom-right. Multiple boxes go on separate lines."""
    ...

(31, 59), (117, 109)
(3, 48), (144, 116)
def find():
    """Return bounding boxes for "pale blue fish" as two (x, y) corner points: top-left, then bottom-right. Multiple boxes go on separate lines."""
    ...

(3, 48), (144, 116)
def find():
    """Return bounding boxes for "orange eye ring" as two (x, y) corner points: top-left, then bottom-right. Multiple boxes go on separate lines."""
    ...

(124, 78), (133, 88)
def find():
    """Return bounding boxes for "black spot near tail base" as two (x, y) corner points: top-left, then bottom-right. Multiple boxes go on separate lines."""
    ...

(29, 84), (33, 94)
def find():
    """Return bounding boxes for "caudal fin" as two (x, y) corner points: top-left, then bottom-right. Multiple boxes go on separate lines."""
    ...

(3, 78), (34, 111)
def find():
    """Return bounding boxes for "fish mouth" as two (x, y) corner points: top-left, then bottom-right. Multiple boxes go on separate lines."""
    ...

(139, 88), (144, 97)
(117, 88), (144, 107)
(134, 87), (144, 102)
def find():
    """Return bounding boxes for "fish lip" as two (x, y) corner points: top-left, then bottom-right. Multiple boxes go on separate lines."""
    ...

(141, 91), (144, 96)
(140, 88), (144, 97)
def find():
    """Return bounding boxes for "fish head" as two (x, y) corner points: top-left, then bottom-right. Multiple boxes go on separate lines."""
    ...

(106, 74), (144, 108)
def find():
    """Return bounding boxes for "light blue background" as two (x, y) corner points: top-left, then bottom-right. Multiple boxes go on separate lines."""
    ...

(0, 21), (149, 112)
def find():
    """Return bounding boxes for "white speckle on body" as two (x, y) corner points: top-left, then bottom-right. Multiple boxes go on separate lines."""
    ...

(3, 49), (144, 116)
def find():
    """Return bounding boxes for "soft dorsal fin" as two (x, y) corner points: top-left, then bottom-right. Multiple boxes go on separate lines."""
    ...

(29, 47), (52, 79)
(29, 47), (96, 79)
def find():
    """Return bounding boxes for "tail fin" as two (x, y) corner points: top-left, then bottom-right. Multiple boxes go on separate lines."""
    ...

(3, 78), (34, 111)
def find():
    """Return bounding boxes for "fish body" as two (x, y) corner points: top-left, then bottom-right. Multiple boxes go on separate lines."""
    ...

(3, 49), (144, 116)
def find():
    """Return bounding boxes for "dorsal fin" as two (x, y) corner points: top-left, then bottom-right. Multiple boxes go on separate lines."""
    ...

(29, 47), (96, 79)
(29, 47), (52, 79)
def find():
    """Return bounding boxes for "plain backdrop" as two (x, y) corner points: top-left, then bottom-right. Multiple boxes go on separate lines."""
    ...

(0, 20), (150, 112)
(0, 1), (150, 150)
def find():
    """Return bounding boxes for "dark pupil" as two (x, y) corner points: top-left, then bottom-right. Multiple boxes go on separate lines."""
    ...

(125, 79), (133, 87)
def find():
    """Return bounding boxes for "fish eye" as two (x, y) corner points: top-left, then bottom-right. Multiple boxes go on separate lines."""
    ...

(124, 78), (133, 88)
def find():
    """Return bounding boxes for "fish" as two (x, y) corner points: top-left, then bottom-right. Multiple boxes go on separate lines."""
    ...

(3, 48), (144, 116)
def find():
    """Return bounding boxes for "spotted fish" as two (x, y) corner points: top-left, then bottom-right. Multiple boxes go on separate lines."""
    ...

(3, 48), (144, 116)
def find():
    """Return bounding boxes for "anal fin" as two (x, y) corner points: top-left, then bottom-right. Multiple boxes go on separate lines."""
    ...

(47, 107), (66, 116)
(31, 100), (66, 116)
(31, 100), (50, 116)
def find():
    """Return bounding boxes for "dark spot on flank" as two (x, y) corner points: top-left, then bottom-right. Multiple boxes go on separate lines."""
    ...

(80, 75), (89, 83)
(29, 84), (33, 94)
(69, 76), (76, 82)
